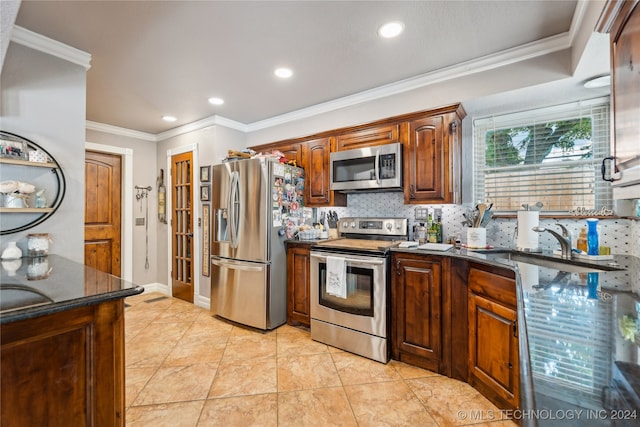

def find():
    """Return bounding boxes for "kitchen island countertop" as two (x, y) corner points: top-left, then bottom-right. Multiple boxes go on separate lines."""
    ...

(0, 254), (144, 324)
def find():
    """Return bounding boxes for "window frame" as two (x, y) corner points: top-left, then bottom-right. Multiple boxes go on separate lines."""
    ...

(473, 97), (612, 215)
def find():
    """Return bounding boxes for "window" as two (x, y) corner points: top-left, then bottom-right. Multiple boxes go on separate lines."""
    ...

(474, 98), (612, 213)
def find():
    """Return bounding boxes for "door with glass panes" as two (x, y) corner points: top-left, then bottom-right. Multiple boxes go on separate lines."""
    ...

(171, 152), (194, 303)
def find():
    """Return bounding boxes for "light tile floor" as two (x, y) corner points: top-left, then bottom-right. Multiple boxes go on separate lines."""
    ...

(124, 292), (517, 426)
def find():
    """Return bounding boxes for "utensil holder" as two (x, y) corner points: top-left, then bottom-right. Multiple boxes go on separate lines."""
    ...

(466, 228), (486, 249)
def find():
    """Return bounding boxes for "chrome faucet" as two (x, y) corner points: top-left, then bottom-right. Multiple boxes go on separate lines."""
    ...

(532, 224), (573, 260)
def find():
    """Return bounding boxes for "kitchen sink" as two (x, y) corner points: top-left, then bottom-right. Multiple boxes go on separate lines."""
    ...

(478, 250), (624, 273)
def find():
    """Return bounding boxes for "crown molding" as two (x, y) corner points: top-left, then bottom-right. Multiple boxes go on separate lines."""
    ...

(246, 32), (572, 132)
(89, 30), (572, 139)
(86, 121), (157, 141)
(11, 25), (91, 70)
(156, 115), (247, 142)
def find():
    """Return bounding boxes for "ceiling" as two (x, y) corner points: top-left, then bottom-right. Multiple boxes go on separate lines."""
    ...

(10, 0), (601, 135)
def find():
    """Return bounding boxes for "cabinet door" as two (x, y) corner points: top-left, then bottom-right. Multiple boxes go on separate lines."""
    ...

(468, 292), (519, 410)
(1, 301), (125, 426)
(336, 123), (407, 151)
(405, 114), (461, 204)
(392, 255), (442, 372)
(286, 245), (311, 326)
(301, 137), (331, 206)
(611, 2), (640, 191)
(300, 137), (346, 207)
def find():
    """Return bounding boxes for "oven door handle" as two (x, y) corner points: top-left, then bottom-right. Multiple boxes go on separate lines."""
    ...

(310, 253), (385, 265)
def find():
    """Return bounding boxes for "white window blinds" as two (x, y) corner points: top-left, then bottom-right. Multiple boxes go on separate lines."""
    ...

(474, 98), (612, 213)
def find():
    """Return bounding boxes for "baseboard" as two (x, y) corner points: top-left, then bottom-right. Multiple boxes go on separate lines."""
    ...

(194, 294), (211, 310)
(142, 282), (170, 295)
(140, 283), (210, 311)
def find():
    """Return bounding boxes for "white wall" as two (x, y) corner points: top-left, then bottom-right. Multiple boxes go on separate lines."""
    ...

(0, 42), (86, 262)
(86, 129), (158, 285)
(156, 124), (245, 304)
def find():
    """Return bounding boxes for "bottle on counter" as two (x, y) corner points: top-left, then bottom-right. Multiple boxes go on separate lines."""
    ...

(436, 215), (443, 243)
(576, 226), (588, 253)
(428, 219), (438, 243)
(586, 218), (599, 256)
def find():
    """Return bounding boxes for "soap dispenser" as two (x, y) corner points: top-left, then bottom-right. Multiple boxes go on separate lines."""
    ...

(586, 218), (599, 256)
(576, 227), (588, 253)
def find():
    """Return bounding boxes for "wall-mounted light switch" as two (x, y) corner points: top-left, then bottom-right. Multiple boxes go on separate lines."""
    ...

(136, 218), (145, 226)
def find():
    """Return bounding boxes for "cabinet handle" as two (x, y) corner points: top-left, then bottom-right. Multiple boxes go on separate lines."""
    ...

(512, 320), (518, 338)
(409, 184), (415, 198)
(396, 260), (402, 275)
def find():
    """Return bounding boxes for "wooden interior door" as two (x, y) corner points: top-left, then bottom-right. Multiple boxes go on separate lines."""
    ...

(85, 150), (122, 276)
(171, 152), (194, 303)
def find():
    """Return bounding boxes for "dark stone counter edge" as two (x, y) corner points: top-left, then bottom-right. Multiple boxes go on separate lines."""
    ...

(0, 285), (145, 325)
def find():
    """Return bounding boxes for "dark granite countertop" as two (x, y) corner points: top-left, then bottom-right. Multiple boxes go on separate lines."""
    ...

(391, 246), (640, 426)
(0, 255), (144, 324)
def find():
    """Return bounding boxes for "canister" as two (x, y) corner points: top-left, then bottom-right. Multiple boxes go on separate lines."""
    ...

(27, 233), (50, 257)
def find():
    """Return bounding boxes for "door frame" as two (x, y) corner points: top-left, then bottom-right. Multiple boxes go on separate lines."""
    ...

(166, 144), (204, 307)
(85, 142), (133, 282)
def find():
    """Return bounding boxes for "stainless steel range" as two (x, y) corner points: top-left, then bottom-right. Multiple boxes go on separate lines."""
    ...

(310, 217), (408, 363)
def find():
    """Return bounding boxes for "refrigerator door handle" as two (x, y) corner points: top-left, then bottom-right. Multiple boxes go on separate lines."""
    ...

(233, 170), (242, 246)
(211, 258), (264, 272)
(228, 171), (238, 248)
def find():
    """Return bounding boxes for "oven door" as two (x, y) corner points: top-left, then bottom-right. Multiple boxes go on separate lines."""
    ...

(310, 250), (387, 338)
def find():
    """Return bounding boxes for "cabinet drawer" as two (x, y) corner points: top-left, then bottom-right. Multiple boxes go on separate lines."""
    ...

(468, 266), (516, 308)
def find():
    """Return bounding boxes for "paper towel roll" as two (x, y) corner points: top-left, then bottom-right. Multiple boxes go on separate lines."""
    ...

(517, 211), (539, 251)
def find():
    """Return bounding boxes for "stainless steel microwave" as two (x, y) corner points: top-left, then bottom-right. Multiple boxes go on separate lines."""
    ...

(330, 142), (403, 192)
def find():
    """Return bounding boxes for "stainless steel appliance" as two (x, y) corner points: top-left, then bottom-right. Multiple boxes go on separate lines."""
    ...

(310, 217), (408, 363)
(330, 142), (402, 192)
(210, 158), (304, 330)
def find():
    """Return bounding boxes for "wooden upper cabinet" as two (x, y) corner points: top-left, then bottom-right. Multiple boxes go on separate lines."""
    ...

(249, 103), (464, 206)
(301, 137), (346, 206)
(598, 0), (640, 195)
(404, 105), (464, 204)
(336, 123), (408, 151)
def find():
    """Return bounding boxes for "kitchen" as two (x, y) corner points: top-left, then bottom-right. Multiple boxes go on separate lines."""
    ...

(1, 0), (640, 425)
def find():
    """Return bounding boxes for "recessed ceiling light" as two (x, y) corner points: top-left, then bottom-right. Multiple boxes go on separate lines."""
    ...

(208, 97), (224, 105)
(274, 67), (293, 79)
(378, 21), (404, 38)
(162, 115), (177, 122)
(584, 75), (611, 88)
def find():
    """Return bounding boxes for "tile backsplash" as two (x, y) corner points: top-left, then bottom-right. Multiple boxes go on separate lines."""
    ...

(319, 192), (640, 257)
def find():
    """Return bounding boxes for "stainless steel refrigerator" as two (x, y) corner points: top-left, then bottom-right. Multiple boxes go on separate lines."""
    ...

(210, 158), (305, 330)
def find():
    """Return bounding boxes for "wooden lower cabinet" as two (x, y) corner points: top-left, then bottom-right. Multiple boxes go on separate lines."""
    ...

(390, 254), (520, 412)
(286, 242), (312, 327)
(1, 300), (126, 426)
(468, 265), (520, 411)
(391, 253), (445, 372)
